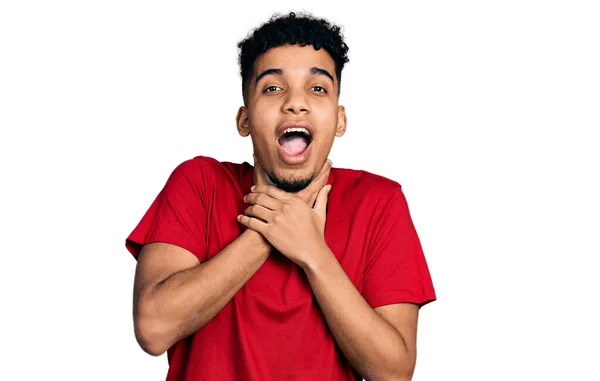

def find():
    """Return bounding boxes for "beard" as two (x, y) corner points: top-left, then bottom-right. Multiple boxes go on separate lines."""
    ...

(267, 169), (316, 193)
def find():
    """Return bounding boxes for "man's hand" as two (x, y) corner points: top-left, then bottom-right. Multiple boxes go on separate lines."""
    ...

(240, 156), (333, 268)
(238, 183), (331, 268)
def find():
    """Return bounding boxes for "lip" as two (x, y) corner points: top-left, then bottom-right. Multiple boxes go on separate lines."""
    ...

(275, 120), (315, 140)
(275, 120), (314, 165)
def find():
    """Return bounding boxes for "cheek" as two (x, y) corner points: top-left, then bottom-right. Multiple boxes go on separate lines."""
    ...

(253, 97), (280, 116)
(317, 132), (337, 148)
(249, 105), (278, 142)
(313, 101), (338, 119)
(314, 108), (339, 139)
(253, 102), (280, 124)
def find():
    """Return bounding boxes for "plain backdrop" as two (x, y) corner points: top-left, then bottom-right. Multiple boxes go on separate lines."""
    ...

(1, 1), (599, 380)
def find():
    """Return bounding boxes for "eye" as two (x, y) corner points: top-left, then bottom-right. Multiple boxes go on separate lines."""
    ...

(264, 86), (281, 93)
(311, 86), (327, 93)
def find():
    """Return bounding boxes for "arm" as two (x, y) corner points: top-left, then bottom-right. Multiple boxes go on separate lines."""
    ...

(239, 182), (431, 381)
(303, 249), (418, 381)
(133, 158), (333, 357)
(133, 228), (271, 356)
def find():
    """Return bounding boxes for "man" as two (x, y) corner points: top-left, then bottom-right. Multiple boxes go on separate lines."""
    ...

(125, 11), (436, 381)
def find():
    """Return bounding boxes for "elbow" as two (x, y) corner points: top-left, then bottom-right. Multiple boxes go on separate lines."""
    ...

(134, 316), (169, 356)
(387, 376), (413, 381)
(370, 372), (412, 381)
(387, 366), (415, 381)
(376, 371), (413, 381)
(376, 356), (415, 381)
(366, 374), (412, 381)
(388, 348), (416, 381)
(364, 364), (414, 381)
(387, 364), (415, 381)
(133, 298), (170, 356)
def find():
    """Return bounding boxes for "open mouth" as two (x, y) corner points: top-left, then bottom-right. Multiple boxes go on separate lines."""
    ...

(278, 127), (313, 157)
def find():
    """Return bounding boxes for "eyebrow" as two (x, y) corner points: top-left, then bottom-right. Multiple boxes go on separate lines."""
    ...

(309, 67), (334, 84)
(255, 68), (283, 84)
(255, 66), (335, 85)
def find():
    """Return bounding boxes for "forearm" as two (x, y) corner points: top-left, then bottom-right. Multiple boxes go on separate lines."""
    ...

(302, 248), (413, 381)
(138, 229), (271, 355)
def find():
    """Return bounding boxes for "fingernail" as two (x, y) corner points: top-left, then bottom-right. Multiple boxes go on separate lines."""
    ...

(251, 185), (256, 191)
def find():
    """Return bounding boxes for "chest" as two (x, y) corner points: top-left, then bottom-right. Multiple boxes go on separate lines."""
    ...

(204, 186), (375, 293)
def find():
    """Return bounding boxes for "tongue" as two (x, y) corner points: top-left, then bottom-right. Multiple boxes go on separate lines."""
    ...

(280, 135), (308, 156)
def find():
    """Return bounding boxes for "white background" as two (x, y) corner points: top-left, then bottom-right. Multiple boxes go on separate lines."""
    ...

(1, 1), (599, 380)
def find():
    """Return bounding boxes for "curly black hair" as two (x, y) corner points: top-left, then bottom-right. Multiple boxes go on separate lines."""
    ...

(237, 11), (350, 105)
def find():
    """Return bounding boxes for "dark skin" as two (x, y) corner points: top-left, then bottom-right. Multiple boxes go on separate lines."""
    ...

(132, 159), (333, 356)
(132, 43), (419, 381)
(236, 43), (346, 191)
(236, 44), (420, 381)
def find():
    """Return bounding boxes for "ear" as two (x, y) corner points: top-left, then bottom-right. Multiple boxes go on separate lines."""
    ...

(335, 105), (347, 137)
(236, 106), (250, 137)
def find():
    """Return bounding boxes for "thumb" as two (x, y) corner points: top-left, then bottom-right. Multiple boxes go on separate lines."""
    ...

(313, 184), (332, 215)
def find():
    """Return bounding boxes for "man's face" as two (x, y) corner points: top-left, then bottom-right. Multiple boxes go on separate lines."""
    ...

(236, 44), (346, 192)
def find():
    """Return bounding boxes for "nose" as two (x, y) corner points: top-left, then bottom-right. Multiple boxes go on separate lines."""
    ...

(282, 88), (310, 114)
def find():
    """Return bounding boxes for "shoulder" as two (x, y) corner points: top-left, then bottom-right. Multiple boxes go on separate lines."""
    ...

(169, 155), (246, 183)
(158, 156), (248, 201)
(332, 166), (403, 202)
(171, 155), (227, 174)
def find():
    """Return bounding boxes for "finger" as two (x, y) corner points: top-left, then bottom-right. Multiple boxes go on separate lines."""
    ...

(251, 184), (291, 201)
(244, 204), (273, 223)
(313, 184), (332, 215)
(237, 214), (268, 233)
(244, 192), (281, 211)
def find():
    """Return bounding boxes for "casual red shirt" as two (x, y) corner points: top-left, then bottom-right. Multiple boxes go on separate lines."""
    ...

(125, 155), (436, 381)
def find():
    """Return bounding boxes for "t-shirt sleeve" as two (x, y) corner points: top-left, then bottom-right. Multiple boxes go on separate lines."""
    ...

(125, 159), (207, 261)
(362, 185), (436, 309)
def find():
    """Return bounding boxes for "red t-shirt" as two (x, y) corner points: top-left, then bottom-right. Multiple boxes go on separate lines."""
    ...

(125, 155), (436, 381)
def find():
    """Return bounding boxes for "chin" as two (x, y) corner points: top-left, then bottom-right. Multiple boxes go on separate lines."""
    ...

(268, 167), (316, 193)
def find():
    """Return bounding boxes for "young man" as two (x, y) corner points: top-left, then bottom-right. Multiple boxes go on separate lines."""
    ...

(125, 11), (436, 381)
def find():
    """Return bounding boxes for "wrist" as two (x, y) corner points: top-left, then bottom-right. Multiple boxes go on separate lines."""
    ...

(300, 241), (332, 274)
(243, 228), (272, 251)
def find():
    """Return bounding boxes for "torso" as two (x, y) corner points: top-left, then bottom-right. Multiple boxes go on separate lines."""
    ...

(166, 156), (397, 381)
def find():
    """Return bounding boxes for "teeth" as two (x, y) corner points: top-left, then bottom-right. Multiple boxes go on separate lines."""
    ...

(283, 127), (310, 136)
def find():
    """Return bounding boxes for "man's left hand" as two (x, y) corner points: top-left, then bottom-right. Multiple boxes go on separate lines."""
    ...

(237, 183), (332, 268)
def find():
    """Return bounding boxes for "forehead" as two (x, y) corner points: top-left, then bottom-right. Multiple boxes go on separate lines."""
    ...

(253, 44), (336, 78)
